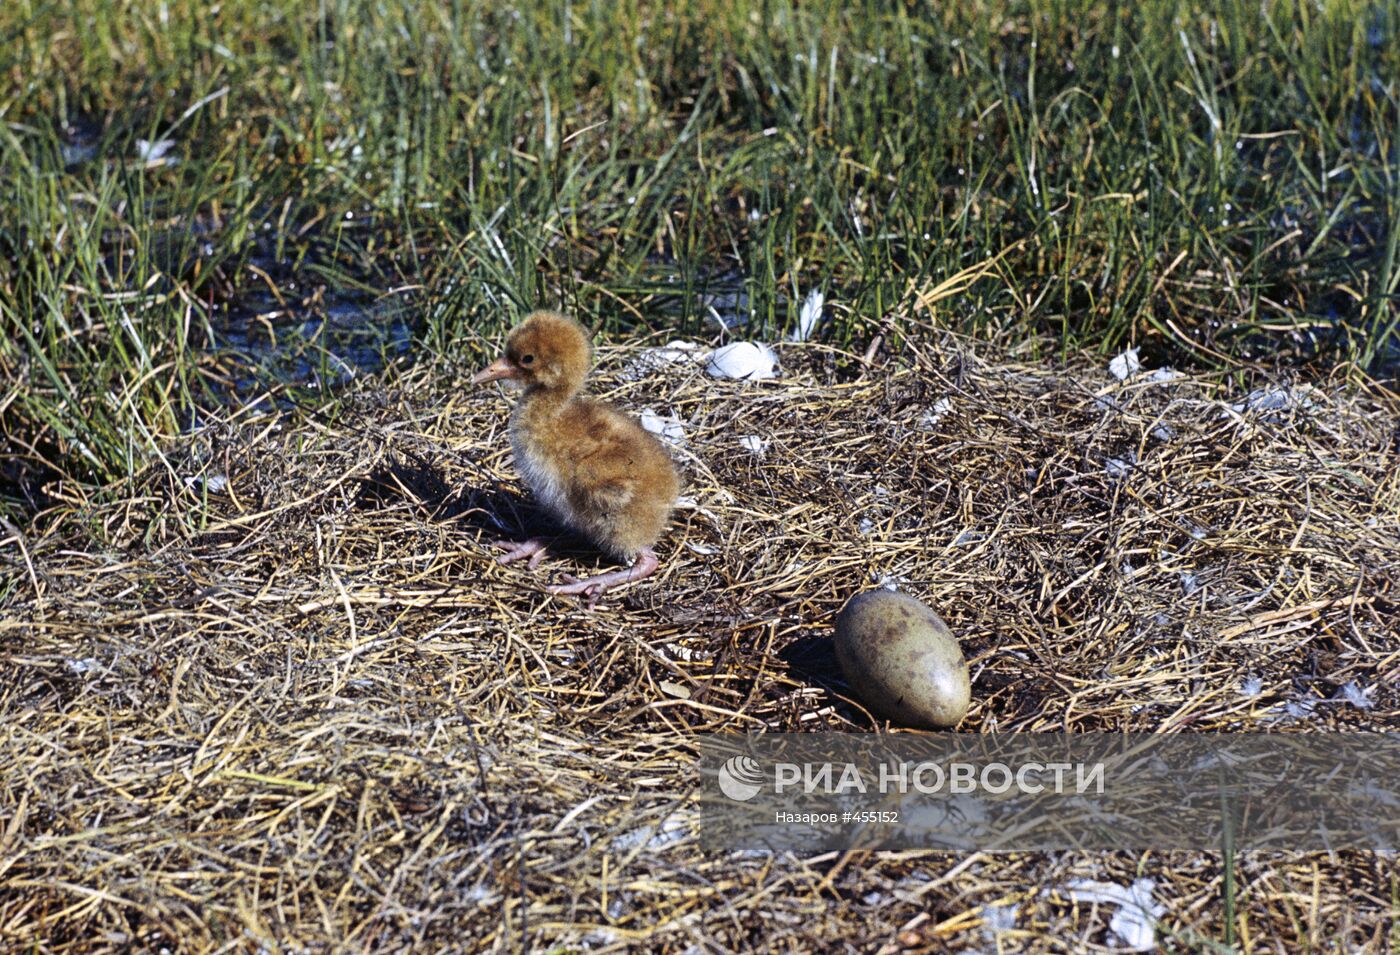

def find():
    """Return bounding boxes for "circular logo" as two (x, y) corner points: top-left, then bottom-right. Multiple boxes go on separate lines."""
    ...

(717, 755), (765, 801)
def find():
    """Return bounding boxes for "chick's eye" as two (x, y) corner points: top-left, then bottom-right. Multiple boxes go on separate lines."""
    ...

(520, 354), (535, 365)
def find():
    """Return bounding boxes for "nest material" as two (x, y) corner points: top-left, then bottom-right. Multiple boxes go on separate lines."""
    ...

(2, 334), (1397, 951)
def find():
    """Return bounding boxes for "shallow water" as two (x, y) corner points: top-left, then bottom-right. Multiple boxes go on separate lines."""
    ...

(619, 261), (812, 339)
(208, 290), (415, 394)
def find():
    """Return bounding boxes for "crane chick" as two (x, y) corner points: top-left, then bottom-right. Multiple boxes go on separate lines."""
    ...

(472, 311), (680, 604)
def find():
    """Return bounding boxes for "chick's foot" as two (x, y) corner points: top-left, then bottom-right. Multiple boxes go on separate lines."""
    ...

(494, 537), (551, 570)
(547, 549), (660, 608)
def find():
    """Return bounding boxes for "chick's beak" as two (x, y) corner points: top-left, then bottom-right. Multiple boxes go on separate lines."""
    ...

(471, 356), (519, 385)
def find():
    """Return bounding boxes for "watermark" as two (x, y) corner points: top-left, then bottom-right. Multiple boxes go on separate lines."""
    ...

(769, 759), (1104, 795)
(695, 733), (1400, 852)
(717, 755), (765, 801)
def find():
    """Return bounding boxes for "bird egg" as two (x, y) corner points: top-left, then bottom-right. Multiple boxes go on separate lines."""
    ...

(833, 590), (970, 729)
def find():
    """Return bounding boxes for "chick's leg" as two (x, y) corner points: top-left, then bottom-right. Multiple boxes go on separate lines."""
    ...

(494, 537), (551, 570)
(548, 548), (660, 607)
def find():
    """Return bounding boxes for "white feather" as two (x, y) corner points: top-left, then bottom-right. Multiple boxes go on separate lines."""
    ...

(705, 342), (779, 380)
(1064, 878), (1164, 952)
(789, 289), (824, 342)
(621, 340), (705, 380)
(640, 408), (687, 446)
(137, 138), (177, 163)
(1108, 348), (1141, 381)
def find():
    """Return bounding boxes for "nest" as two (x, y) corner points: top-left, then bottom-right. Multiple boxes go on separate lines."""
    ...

(2, 332), (1397, 951)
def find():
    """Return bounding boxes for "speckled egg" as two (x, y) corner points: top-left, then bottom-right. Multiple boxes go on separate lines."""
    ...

(833, 590), (970, 729)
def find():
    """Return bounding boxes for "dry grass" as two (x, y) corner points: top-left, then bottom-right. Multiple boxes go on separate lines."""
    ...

(2, 333), (1398, 952)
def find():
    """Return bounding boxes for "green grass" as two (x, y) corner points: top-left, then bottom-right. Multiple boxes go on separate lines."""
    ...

(2, 0), (1397, 506)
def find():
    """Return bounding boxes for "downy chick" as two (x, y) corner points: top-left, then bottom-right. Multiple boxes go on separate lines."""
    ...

(472, 311), (680, 603)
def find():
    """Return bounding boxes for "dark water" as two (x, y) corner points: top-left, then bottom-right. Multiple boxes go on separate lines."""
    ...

(208, 290), (415, 395)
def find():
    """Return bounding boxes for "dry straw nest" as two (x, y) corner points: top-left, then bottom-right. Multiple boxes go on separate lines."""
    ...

(2, 331), (1397, 951)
